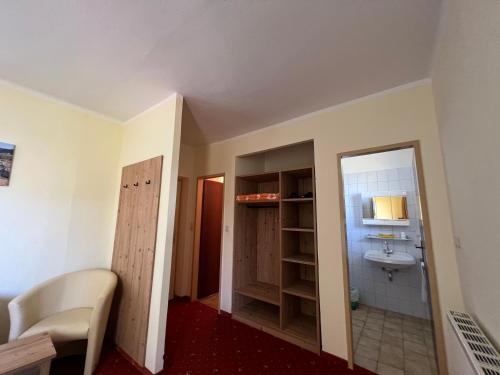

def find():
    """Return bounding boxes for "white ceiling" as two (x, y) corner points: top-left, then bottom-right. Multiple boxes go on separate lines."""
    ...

(0, 0), (441, 144)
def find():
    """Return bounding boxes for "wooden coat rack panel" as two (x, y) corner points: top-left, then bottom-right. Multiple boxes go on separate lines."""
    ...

(111, 156), (163, 366)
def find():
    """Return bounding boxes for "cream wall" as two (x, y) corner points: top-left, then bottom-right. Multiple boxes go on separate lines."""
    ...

(0, 81), (122, 343)
(119, 94), (183, 373)
(192, 81), (464, 360)
(432, 0), (500, 346)
(0, 82), (183, 374)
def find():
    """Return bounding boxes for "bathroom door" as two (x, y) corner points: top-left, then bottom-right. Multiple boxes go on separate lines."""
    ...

(412, 157), (432, 311)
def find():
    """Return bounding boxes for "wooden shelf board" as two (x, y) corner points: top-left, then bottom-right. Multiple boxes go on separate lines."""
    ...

(283, 280), (316, 300)
(284, 314), (317, 344)
(281, 198), (313, 203)
(236, 282), (280, 306)
(282, 227), (315, 233)
(282, 254), (316, 266)
(234, 301), (280, 330)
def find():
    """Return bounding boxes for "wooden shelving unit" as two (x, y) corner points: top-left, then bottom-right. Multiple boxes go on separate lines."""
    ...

(232, 167), (320, 353)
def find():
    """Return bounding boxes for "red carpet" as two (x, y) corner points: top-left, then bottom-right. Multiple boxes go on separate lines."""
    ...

(52, 300), (374, 375)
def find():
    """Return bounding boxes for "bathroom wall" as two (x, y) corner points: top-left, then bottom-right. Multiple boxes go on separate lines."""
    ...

(344, 164), (431, 319)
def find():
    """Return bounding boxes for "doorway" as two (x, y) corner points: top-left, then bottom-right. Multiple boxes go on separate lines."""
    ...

(338, 141), (445, 375)
(191, 174), (225, 310)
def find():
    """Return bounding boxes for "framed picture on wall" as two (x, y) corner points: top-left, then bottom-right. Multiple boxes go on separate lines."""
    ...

(0, 142), (15, 186)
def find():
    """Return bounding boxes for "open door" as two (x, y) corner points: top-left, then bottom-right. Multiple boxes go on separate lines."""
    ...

(197, 179), (224, 299)
(191, 175), (225, 310)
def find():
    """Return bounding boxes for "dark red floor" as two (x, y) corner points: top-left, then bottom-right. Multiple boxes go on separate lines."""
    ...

(52, 300), (374, 375)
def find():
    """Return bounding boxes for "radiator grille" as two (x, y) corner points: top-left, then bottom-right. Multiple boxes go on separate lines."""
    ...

(448, 311), (500, 375)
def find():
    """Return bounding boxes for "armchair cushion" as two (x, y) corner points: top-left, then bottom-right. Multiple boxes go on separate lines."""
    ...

(19, 308), (92, 343)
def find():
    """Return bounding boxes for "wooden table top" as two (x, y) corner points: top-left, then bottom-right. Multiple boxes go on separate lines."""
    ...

(0, 333), (56, 374)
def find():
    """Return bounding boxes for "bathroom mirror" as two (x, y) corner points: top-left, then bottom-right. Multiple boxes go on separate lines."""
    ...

(361, 193), (410, 226)
(373, 196), (408, 220)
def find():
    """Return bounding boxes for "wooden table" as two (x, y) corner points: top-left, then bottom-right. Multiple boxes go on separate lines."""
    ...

(0, 333), (56, 375)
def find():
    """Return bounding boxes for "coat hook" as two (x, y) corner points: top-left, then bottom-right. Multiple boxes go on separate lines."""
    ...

(145, 180), (151, 185)
(123, 184), (128, 188)
(133, 182), (139, 187)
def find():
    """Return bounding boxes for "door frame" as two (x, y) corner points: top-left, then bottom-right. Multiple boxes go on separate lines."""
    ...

(337, 140), (448, 375)
(169, 177), (185, 300)
(190, 173), (225, 312)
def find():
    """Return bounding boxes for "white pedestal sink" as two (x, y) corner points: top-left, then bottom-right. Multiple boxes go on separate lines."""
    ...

(364, 250), (416, 270)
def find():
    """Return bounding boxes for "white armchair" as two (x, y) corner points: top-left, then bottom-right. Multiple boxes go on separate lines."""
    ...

(8, 269), (117, 375)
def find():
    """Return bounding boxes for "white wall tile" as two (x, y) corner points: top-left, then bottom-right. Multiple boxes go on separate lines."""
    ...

(367, 181), (378, 192)
(377, 170), (388, 181)
(367, 171), (378, 182)
(358, 183), (368, 193)
(389, 180), (400, 190)
(387, 169), (399, 181)
(399, 179), (413, 191)
(378, 181), (389, 191)
(398, 167), (412, 180)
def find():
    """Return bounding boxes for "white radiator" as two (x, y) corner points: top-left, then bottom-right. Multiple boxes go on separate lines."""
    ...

(447, 311), (500, 375)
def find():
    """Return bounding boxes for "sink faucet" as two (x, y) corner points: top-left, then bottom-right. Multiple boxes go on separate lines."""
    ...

(383, 241), (393, 255)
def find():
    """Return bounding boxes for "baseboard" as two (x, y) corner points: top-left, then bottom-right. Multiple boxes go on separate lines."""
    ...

(115, 346), (154, 375)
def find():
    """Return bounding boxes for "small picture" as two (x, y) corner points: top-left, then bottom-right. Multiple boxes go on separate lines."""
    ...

(0, 142), (15, 186)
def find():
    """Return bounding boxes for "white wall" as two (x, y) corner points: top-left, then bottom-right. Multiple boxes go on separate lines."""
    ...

(191, 81), (464, 361)
(119, 94), (183, 373)
(432, 0), (500, 347)
(0, 81), (122, 343)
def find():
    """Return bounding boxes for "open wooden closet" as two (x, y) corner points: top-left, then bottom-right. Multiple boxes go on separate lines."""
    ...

(232, 142), (320, 352)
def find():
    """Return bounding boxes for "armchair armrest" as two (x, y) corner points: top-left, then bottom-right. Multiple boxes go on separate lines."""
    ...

(8, 275), (64, 341)
(85, 275), (117, 375)
(8, 288), (45, 341)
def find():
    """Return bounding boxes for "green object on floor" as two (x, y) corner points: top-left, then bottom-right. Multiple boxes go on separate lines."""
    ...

(351, 301), (359, 310)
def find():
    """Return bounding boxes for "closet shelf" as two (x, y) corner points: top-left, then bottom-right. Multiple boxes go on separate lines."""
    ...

(281, 198), (314, 203)
(235, 282), (280, 306)
(234, 300), (280, 330)
(283, 280), (316, 300)
(282, 254), (316, 266)
(236, 200), (279, 207)
(282, 227), (315, 233)
(284, 314), (317, 344)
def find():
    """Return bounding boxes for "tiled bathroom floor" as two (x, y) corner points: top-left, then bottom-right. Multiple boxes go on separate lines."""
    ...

(352, 304), (438, 375)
